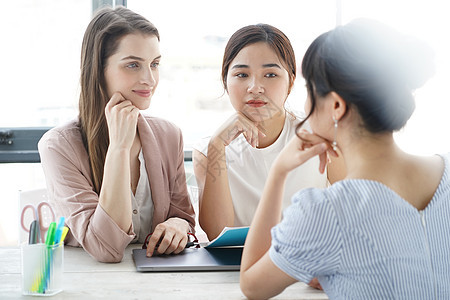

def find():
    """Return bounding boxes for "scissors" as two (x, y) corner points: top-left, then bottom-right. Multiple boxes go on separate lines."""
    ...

(20, 201), (56, 244)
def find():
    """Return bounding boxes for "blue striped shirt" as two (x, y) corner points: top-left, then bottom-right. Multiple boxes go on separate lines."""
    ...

(270, 154), (450, 300)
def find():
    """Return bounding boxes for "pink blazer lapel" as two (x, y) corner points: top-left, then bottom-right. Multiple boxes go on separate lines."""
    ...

(137, 115), (170, 231)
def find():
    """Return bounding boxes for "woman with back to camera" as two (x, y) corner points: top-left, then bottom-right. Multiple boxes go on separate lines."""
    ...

(240, 19), (450, 299)
(193, 24), (345, 241)
(38, 6), (195, 262)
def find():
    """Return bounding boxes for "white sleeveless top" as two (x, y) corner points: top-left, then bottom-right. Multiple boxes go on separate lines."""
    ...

(194, 114), (328, 226)
(131, 149), (154, 243)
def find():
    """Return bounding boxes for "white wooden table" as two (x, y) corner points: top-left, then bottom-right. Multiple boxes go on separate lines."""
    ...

(0, 245), (328, 299)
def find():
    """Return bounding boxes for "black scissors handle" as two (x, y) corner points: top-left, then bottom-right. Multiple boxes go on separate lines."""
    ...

(185, 241), (201, 248)
(28, 220), (41, 244)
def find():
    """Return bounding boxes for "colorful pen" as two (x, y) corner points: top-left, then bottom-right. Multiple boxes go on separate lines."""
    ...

(30, 223), (66, 294)
(53, 217), (65, 244)
(40, 222), (56, 293)
(60, 226), (69, 244)
(45, 222), (57, 246)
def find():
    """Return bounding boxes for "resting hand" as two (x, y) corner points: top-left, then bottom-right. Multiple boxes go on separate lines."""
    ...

(146, 217), (190, 257)
(211, 112), (266, 148)
(104, 92), (140, 150)
(273, 129), (337, 176)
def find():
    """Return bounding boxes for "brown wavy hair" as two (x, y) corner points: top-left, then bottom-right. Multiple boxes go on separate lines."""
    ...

(78, 6), (159, 193)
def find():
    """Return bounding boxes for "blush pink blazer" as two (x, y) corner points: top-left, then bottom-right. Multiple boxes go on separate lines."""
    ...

(38, 115), (195, 262)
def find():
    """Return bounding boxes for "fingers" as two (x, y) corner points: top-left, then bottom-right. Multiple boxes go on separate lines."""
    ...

(297, 129), (327, 145)
(155, 230), (175, 255)
(298, 129), (339, 158)
(172, 234), (188, 254)
(327, 147), (339, 158)
(158, 232), (188, 255)
(105, 92), (139, 115)
(300, 141), (331, 174)
(104, 91), (139, 133)
(222, 113), (264, 148)
(243, 117), (268, 148)
(286, 132), (329, 174)
(242, 124), (259, 148)
(318, 151), (328, 174)
(146, 227), (164, 257)
(299, 143), (328, 164)
(296, 139), (330, 174)
(255, 124), (267, 139)
(145, 224), (188, 257)
(224, 123), (244, 145)
(109, 100), (137, 114)
(105, 92), (126, 112)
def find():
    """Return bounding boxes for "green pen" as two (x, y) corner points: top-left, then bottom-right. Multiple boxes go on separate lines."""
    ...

(40, 222), (57, 293)
(45, 222), (57, 245)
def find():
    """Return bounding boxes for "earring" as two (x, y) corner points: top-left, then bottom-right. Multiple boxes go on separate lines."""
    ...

(332, 116), (338, 151)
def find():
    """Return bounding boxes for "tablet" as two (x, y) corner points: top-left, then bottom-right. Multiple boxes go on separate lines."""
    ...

(132, 247), (242, 272)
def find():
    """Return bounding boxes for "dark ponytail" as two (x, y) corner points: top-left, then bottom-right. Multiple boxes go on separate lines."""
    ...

(300, 18), (435, 133)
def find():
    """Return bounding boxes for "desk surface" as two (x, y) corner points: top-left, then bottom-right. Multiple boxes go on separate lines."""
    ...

(0, 245), (328, 299)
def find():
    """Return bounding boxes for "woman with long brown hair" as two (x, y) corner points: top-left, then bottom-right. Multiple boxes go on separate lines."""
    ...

(39, 6), (195, 262)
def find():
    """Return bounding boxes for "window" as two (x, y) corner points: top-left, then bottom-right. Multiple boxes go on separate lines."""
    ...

(1, 1), (449, 246)
(127, 0), (337, 147)
(0, 0), (91, 246)
(0, 0), (91, 127)
(2, 1), (448, 151)
(340, 0), (450, 155)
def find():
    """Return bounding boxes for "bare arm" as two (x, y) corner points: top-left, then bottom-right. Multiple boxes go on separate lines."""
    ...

(38, 91), (139, 262)
(194, 141), (234, 240)
(240, 161), (297, 299)
(98, 148), (133, 232)
(194, 144), (234, 240)
(240, 132), (332, 299)
(99, 92), (139, 232)
(194, 112), (263, 240)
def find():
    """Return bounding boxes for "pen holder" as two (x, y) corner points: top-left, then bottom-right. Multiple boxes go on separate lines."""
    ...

(21, 243), (64, 296)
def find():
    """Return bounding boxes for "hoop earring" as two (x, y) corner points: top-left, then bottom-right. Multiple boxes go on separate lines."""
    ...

(332, 117), (338, 151)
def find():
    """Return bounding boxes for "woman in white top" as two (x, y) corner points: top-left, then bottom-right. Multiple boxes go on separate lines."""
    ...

(193, 24), (344, 241)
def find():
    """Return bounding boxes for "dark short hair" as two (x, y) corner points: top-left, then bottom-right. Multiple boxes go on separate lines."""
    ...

(300, 18), (435, 133)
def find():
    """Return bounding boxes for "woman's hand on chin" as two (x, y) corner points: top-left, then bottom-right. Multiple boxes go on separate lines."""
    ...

(273, 129), (337, 176)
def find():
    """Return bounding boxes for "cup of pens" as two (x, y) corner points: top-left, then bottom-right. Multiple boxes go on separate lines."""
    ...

(21, 243), (63, 295)
(20, 214), (68, 296)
